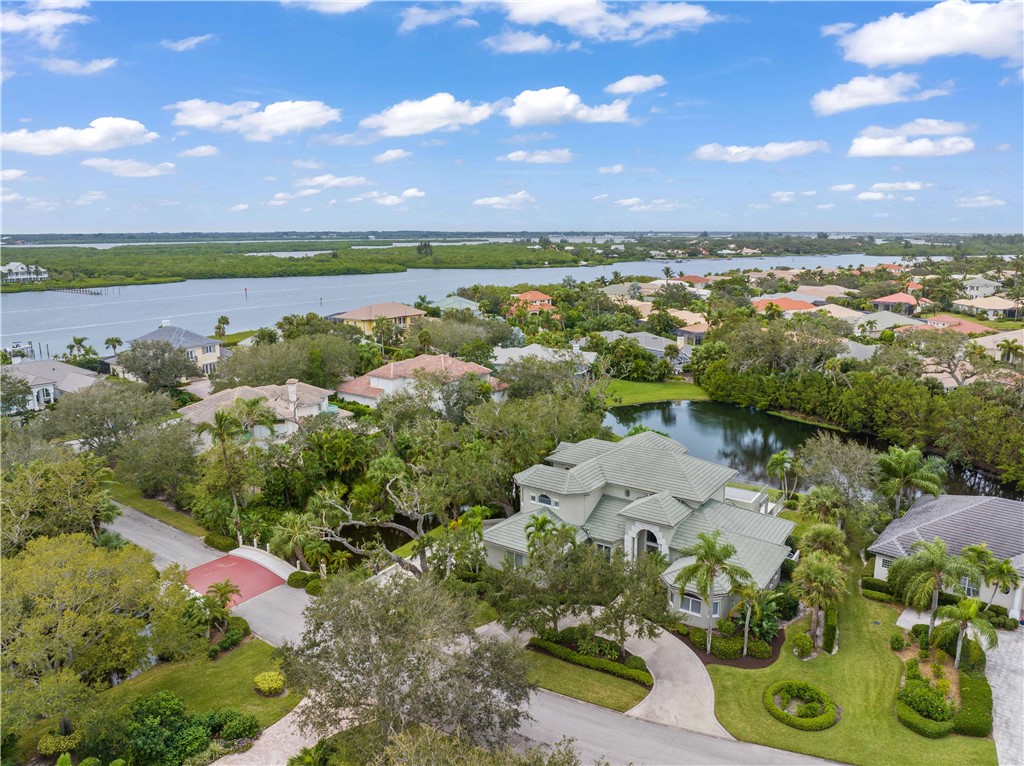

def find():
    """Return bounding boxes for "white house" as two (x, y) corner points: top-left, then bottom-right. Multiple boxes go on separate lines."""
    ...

(1, 359), (103, 411)
(962, 277), (1002, 299)
(337, 353), (504, 408)
(0, 262), (49, 283)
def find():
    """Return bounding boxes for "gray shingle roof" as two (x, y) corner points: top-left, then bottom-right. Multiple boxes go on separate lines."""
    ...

(868, 495), (1024, 571)
(133, 325), (220, 349)
(617, 492), (693, 527)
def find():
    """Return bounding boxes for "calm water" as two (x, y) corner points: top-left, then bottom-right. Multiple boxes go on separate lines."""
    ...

(1, 253), (903, 355)
(605, 401), (1022, 500)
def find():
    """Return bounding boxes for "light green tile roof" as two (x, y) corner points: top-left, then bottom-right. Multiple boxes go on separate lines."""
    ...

(581, 495), (631, 543)
(483, 508), (585, 554)
(548, 438), (619, 466)
(617, 492), (693, 527)
(662, 531), (792, 594)
(514, 464), (593, 494)
(672, 499), (794, 547)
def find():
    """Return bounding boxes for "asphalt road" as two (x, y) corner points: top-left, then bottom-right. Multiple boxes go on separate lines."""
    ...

(108, 504), (221, 570)
(521, 690), (832, 766)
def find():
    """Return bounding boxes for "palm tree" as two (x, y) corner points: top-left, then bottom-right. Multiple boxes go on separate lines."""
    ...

(996, 338), (1024, 363)
(789, 551), (846, 649)
(104, 336), (122, 356)
(799, 523), (849, 559)
(861, 319), (878, 335)
(214, 315), (230, 338)
(525, 514), (557, 554)
(889, 537), (980, 639)
(662, 266), (675, 280)
(727, 582), (776, 657)
(931, 598), (998, 669)
(877, 446), (946, 516)
(963, 545), (1023, 610)
(196, 410), (244, 542)
(206, 579), (241, 631)
(231, 396), (277, 436)
(270, 512), (318, 570)
(763, 302), (783, 321)
(664, 343), (680, 365)
(674, 530), (752, 655)
(416, 327), (432, 354)
(766, 450), (795, 499)
(799, 485), (845, 526)
(303, 537), (333, 577)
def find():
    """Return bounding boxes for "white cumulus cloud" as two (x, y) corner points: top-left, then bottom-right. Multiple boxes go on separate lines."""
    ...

(498, 148), (573, 164)
(605, 74), (667, 94)
(0, 169), (28, 181)
(230, 203), (249, 212)
(360, 92), (493, 136)
(39, 57), (117, 75)
(599, 164), (625, 174)
(614, 196), (681, 212)
(348, 188), (426, 206)
(829, 183), (856, 191)
(73, 190), (106, 205)
(177, 145), (219, 157)
(848, 118), (975, 157)
(0, 3), (91, 49)
(294, 173), (369, 188)
(817, 203), (836, 210)
(161, 34), (214, 52)
(856, 191), (890, 201)
(484, 30), (557, 53)
(373, 148), (413, 163)
(167, 98), (341, 141)
(81, 158), (175, 177)
(502, 86), (630, 126)
(292, 158), (323, 169)
(829, 0), (1022, 67)
(771, 191), (797, 203)
(811, 72), (952, 116)
(693, 140), (829, 162)
(502, 0), (719, 43)
(2, 116), (158, 155)
(472, 190), (535, 209)
(870, 181), (926, 191)
(282, 0), (373, 15)
(399, 4), (475, 32)
(956, 195), (1006, 208)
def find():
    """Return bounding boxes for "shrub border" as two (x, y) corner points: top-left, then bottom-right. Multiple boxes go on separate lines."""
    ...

(763, 680), (838, 731)
(896, 700), (954, 739)
(528, 637), (653, 687)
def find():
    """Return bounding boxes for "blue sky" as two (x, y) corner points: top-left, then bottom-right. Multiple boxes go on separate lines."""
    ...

(1, 0), (1021, 233)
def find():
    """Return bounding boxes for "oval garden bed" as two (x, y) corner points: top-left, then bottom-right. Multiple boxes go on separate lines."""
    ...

(763, 680), (839, 731)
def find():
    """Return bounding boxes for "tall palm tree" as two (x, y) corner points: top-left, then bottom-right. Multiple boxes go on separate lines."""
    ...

(231, 396), (277, 436)
(104, 336), (122, 356)
(877, 445), (946, 516)
(270, 512), (318, 570)
(931, 598), (998, 669)
(763, 302), (784, 321)
(766, 450), (795, 499)
(525, 514), (557, 554)
(889, 537), (980, 639)
(962, 546), (1023, 610)
(861, 319), (878, 335)
(416, 327), (432, 354)
(996, 338), (1024, 363)
(799, 485), (845, 526)
(799, 523), (849, 559)
(674, 530), (752, 655)
(662, 266), (675, 280)
(727, 582), (776, 657)
(789, 551), (846, 649)
(196, 410), (244, 542)
(303, 537), (333, 577)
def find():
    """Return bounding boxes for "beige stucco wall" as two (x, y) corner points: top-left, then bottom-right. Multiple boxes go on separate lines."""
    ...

(874, 554), (1020, 614)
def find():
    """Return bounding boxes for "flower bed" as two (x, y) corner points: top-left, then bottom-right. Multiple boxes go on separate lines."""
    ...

(763, 680), (839, 731)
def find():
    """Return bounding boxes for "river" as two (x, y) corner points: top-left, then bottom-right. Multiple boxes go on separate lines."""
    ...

(605, 401), (1022, 500)
(1, 253), (904, 356)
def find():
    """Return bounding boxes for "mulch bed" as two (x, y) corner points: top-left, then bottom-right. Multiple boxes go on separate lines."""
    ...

(669, 628), (787, 669)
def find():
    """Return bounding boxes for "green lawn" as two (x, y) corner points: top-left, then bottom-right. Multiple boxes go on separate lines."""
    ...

(109, 484), (207, 537)
(707, 559), (996, 766)
(927, 312), (1023, 332)
(210, 329), (257, 347)
(470, 601), (499, 628)
(767, 410), (845, 431)
(525, 650), (649, 713)
(779, 510), (814, 540)
(605, 379), (709, 405)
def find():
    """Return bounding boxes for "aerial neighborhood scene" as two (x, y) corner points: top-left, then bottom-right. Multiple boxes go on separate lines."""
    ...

(2, 1), (1024, 765)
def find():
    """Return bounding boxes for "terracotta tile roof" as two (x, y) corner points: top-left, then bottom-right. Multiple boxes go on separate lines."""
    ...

(905, 281), (924, 290)
(872, 292), (930, 306)
(672, 274), (711, 284)
(337, 376), (386, 399)
(178, 381), (334, 424)
(366, 353), (492, 380)
(751, 297), (818, 312)
(327, 302), (425, 321)
(894, 314), (993, 335)
(511, 290), (553, 302)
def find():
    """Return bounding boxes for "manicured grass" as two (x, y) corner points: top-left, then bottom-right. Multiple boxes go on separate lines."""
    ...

(390, 525), (444, 559)
(605, 378), (709, 405)
(525, 650), (649, 713)
(212, 329), (257, 347)
(930, 312), (1023, 331)
(779, 510), (815, 541)
(109, 484), (207, 537)
(767, 410), (845, 431)
(117, 639), (299, 728)
(470, 601), (499, 628)
(707, 557), (996, 766)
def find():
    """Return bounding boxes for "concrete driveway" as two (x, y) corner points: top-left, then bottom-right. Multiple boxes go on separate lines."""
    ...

(233, 586), (310, 647)
(987, 627), (1023, 766)
(108, 504), (221, 570)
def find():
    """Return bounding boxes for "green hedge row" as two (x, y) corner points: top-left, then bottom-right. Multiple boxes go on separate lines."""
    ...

(288, 571), (316, 588)
(528, 638), (653, 687)
(896, 701), (954, 739)
(763, 680), (838, 731)
(862, 589), (898, 604)
(747, 638), (773, 659)
(204, 533), (236, 552)
(953, 671), (993, 737)
(822, 607), (838, 654)
(861, 577), (892, 595)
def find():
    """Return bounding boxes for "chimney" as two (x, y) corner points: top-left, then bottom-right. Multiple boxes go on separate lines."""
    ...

(161, 319), (171, 327)
(287, 378), (298, 403)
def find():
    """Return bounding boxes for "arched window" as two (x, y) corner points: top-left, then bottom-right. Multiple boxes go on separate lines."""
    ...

(644, 529), (660, 555)
(537, 494), (552, 506)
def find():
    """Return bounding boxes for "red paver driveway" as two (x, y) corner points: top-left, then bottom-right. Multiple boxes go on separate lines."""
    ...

(187, 554), (285, 606)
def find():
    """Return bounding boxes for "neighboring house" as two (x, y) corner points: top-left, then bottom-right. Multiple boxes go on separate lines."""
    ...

(758, 291), (828, 307)
(972, 329), (1024, 361)
(671, 274), (713, 287)
(854, 310), (926, 338)
(179, 379), (343, 446)
(838, 339), (879, 362)
(0, 261), (49, 283)
(620, 300), (706, 326)
(601, 282), (661, 298)
(482, 432), (794, 626)
(1, 359), (103, 411)
(325, 302), (426, 335)
(336, 353), (504, 407)
(596, 330), (690, 365)
(431, 295), (482, 316)
(509, 290), (556, 316)
(868, 495), (1024, 619)
(787, 284), (854, 301)
(491, 343), (597, 372)
(893, 314), (993, 336)
(107, 324), (227, 376)
(878, 263), (907, 275)
(677, 322), (710, 346)
(963, 277), (1002, 298)
(952, 296), (1021, 320)
(751, 297), (819, 317)
(789, 303), (866, 323)
(870, 292), (932, 315)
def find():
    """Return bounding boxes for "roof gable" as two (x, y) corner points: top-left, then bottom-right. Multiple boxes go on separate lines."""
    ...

(133, 325), (218, 349)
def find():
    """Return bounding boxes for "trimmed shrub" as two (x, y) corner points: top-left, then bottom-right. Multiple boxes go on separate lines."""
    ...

(910, 623), (930, 646)
(287, 571), (313, 588)
(890, 632), (906, 651)
(822, 607), (838, 653)
(305, 578), (324, 596)
(1003, 617), (1019, 631)
(227, 615), (251, 636)
(930, 661), (945, 679)
(798, 702), (823, 719)
(213, 616), (251, 655)
(898, 680), (953, 722)
(204, 533), (236, 552)
(988, 604), (1009, 618)
(934, 648), (950, 664)
(793, 633), (813, 658)
(862, 589), (897, 604)
(781, 558), (797, 580)
(763, 680), (838, 731)
(773, 587), (800, 619)
(254, 671), (285, 697)
(860, 577), (892, 595)
(918, 648), (931, 660)
(747, 639), (772, 659)
(896, 701), (953, 739)
(176, 724), (212, 760)
(934, 679), (951, 698)
(718, 619), (738, 637)
(37, 732), (82, 757)
(906, 658), (922, 681)
(528, 638), (653, 687)
(862, 557), (876, 577)
(689, 627), (707, 649)
(624, 656), (648, 672)
(952, 671), (993, 737)
(218, 710), (261, 741)
(710, 634), (743, 660)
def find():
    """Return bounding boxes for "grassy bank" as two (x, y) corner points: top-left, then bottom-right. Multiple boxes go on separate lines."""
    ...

(526, 650), (649, 712)
(212, 329), (257, 347)
(606, 379), (709, 405)
(707, 556), (996, 766)
(767, 410), (846, 431)
(1, 276), (185, 293)
(109, 484), (207, 537)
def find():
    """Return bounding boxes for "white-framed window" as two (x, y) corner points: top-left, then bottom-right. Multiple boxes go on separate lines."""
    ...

(537, 494), (558, 508)
(643, 529), (660, 555)
(595, 543), (612, 560)
(680, 594), (702, 615)
(202, 362), (215, 374)
(961, 577), (979, 598)
(529, 494), (536, 503)
(203, 344), (216, 354)
(881, 558), (891, 570)
(513, 552), (525, 568)
(186, 350), (197, 361)
(712, 599), (720, 617)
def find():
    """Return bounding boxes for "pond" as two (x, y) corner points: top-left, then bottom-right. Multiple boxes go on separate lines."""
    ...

(604, 401), (1022, 499)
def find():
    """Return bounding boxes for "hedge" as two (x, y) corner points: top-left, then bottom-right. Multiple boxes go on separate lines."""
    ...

(860, 577), (892, 595)
(287, 571), (314, 588)
(204, 533), (237, 552)
(862, 589), (898, 604)
(763, 680), (838, 731)
(208, 616), (251, 658)
(37, 732), (82, 757)
(305, 578), (324, 596)
(688, 627), (745, 659)
(896, 701), (954, 739)
(793, 633), (813, 658)
(624, 656), (648, 672)
(952, 671), (993, 737)
(822, 607), (838, 654)
(747, 638), (772, 659)
(781, 558), (797, 580)
(898, 679), (953, 722)
(528, 637), (653, 687)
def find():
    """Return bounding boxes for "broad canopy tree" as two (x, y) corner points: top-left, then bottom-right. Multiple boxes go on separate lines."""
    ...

(117, 339), (200, 391)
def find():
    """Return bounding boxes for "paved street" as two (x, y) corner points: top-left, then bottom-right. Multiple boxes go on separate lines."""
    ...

(233, 586), (310, 647)
(109, 504), (221, 570)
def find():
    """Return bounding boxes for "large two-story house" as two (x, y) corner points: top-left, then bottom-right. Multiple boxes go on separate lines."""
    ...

(483, 432), (795, 626)
(105, 324), (227, 377)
